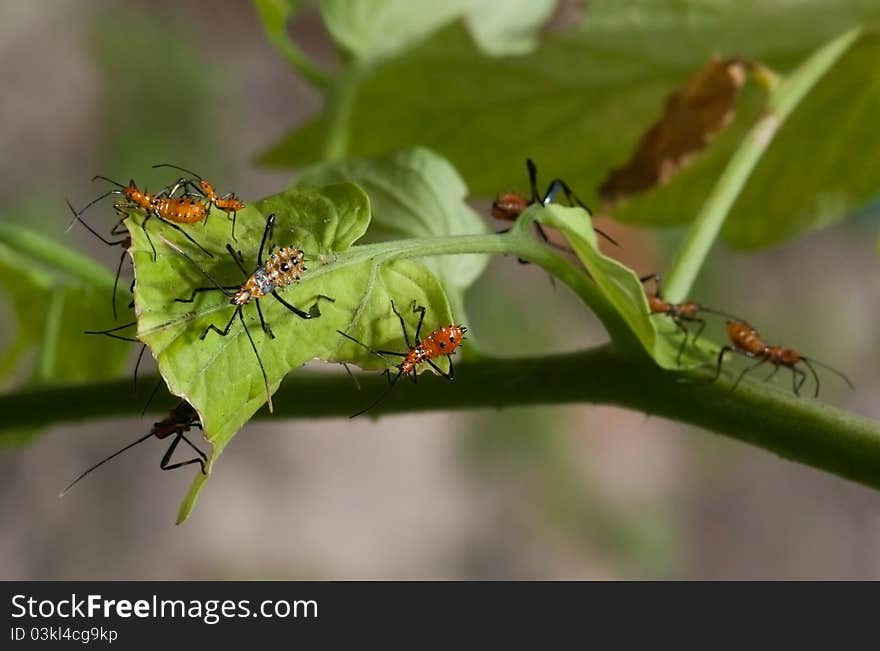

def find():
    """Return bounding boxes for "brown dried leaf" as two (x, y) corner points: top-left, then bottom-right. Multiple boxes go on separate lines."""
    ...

(598, 57), (750, 206)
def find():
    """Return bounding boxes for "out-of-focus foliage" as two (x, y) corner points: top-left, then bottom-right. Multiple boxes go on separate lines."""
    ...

(318, 0), (555, 62)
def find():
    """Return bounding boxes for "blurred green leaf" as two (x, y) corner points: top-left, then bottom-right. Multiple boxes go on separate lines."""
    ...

(0, 226), (131, 446)
(534, 205), (715, 369)
(723, 30), (880, 248)
(261, 2), (880, 199)
(580, 1), (880, 67)
(318, 0), (554, 64)
(319, 0), (465, 63)
(295, 147), (490, 314)
(461, 0), (556, 56)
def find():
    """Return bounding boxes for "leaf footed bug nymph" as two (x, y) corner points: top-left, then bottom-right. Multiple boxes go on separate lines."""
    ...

(337, 301), (468, 418)
(152, 163), (246, 240)
(60, 401), (207, 496)
(640, 272), (739, 365)
(168, 213), (334, 412)
(492, 158), (619, 248)
(70, 175), (214, 262)
(712, 320), (854, 398)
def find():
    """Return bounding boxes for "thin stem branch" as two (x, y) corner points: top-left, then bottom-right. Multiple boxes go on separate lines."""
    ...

(253, 0), (332, 91)
(322, 65), (363, 160)
(5, 345), (879, 491)
(0, 222), (115, 290)
(664, 26), (863, 302)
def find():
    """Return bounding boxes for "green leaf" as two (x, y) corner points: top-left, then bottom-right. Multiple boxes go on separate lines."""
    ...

(579, 1), (880, 68)
(319, 0), (466, 63)
(126, 183), (452, 522)
(294, 147), (490, 315)
(462, 0), (556, 56)
(723, 30), (880, 248)
(318, 0), (554, 64)
(261, 1), (880, 198)
(531, 204), (715, 369)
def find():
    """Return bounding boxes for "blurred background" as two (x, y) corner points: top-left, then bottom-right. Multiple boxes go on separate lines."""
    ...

(1, 0), (879, 579)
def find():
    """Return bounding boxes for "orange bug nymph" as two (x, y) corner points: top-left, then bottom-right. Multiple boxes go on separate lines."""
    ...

(337, 301), (468, 417)
(154, 163), (246, 239)
(713, 320), (854, 398)
(69, 175), (213, 261)
(60, 401), (207, 496)
(639, 272), (735, 365)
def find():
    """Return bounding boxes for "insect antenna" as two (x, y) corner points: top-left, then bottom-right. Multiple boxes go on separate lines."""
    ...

(696, 306), (746, 321)
(59, 431), (156, 497)
(66, 189), (124, 229)
(159, 236), (235, 298)
(802, 357), (854, 391)
(84, 320), (139, 343)
(336, 330), (398, 365)
(66, 200), (130, 319)
(92, 175), (126, 188)
(152, 163), (202, 179)
(350, 369), (404, 418)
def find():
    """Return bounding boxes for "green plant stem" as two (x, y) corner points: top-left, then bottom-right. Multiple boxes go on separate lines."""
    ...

(0, 223), (115, 290)
(322, 65), (364, 160)
(302, 231), (637, 351)
(254, 0), (332, 91)
(664, 26), (863, 302)
(5, 345), (879, 491)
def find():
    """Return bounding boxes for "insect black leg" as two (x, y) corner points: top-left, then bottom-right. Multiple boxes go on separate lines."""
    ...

(257, 213), (277, 264)
(667, 317), (690, 366)
(711, 346), (734, 383)
(176, 285), (239, 304)
(111, 250), (128, 321)
(792, 366), (808, 397)
(427, 357), (454, 380)
(181, 433), (208, 465)
(411, 302), (428, 342)
(133, 343), (147, 395)
(763, 364), (781, 382)
(272, 292), (317, 319)
(390, 300), (412, 348)
(526, 158), (540, 203)
(159, 432), (207, 473)
(688, 317), (706, 347)
(201, 306), (240, 340)
(544, 178), (619, 247)
(255, 299), (274, 339)
(140, 378), (164, 417)
(139, 212), (158, 261)
(225, 243), (249, 275)
(800, 360), (821, 398)
(156, 217), (214, 259)
(730, 356), (768, 393)
(230, 210), (238, 242)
